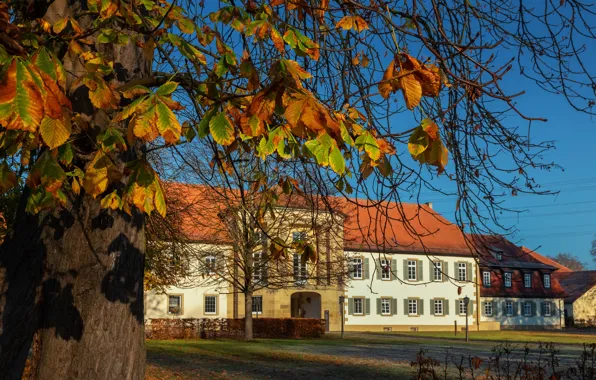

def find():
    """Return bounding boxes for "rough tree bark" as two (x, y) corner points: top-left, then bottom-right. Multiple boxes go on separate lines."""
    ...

(244, 290), (253, 340)
(0, 0), (151, 378)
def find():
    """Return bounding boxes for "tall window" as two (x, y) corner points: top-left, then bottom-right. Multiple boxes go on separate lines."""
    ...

(408, 260), (417, 281)
(504, 272), (512, 287)
(293, 231), (307, 242)
(459, 299), (467, 315)
(204, 296), (216, 314)
(543, 302), (552, 316)
(253, 252), (263, 283)
(458, 263), (467, 281)
(505, 301), (513, 316)
(381, 259), (390, 280)
(523, 302), (532, 317)
(433, 262), (442, 281)
(353, 298), (364, 315)
(408, 299), (418, 315)
(252, 295), (263, 314)
(352, 258), (363, 279)
(544, 274), (551, 288)
(483, 271), (491, 287)
(381, 298), (391, 315)
(484, 301), (493, 316)
(293, 254), (308, 284)
(434, 299), (443, 315)
(205, 256), (216, 275)
(168, 295), (182, 315)
(524, 273), (532, 288)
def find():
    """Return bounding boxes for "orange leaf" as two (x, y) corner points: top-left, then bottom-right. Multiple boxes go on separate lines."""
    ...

(378, 60), (396, 99)
(399, 74), (422, 109)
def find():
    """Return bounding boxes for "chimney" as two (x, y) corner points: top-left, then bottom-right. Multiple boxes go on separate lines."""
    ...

(425, 202), (433, 209)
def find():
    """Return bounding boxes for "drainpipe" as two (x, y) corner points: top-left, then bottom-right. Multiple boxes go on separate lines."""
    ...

(476, 263), (481, 331)
(559, 299), (563, 329)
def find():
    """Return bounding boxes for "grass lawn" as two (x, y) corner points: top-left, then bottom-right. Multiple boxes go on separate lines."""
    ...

(146, 338), (413, 380)
(388, 330), (596, 345)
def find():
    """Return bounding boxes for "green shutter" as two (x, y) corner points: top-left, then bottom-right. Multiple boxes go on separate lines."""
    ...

(403, 260), (408, 281)
(376, 298), (382, 315)
(391, 259), (397, 280)
(456, 299), (461, 315)
(513, 302), (519, 316)
(365, 298), (371, 315)
(481, 302), (486, 316)
(391, 298), (397, 315)
(467, 263), (472, 282)
(376, 259), (382, 280)
(468, 301), (473, 316)
(532, 302), (537, 317)
(430, 262), (434, 282)
(418, 261), (424, 281)
(540, 302), (545, 316)
(551, 301), (556, 316)
(419, 299), (424, 315)
(364, 258), (370, 279)
(404, 299), (408, 315)
(430, 299), (435, 315)
(443, 262), (449, 282)
(347, 260), (354, 279)
(444, 299), (450, 315)
(348, 298), (354, 315)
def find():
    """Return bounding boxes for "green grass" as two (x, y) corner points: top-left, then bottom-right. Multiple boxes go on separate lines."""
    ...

(146, 338), (413, 380)
(388, 330), (596, 345)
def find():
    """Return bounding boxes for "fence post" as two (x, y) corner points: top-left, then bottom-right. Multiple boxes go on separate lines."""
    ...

(454, 320), (457, 336)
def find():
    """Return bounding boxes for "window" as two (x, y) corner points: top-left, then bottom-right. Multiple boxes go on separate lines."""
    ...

(496, 252), (502, 261)
(458, 263), (467, 281)
(504, 272), (512, 287)
(544, 274), (551, 288)
(381, 298), (391, 315)
(381, 259), (390, 280)
(253, 252), (263, 282)
(484, 301), (493, 316)
(168, 295), (182, 315)
(505, 301), (513, 316)
(434, 299), (443, 316)
(543, 302), (552, 316)
(204, 296), (216, 314)
(353, 298), (364, 315)
(293, 254), (308, 284)
(523, 302), (532, 317)
(408, 299), (418, 315)
(433, 262), (442, 281)
(205, 256), (216, 275)
(352, 258), (363, 279)
(483, 271), (491, 287)
(252, 295), (263, 314)
(408, 260), (417, 281)
(524, 273), (532, 288)
(293, 231), (307, 242)
(459, 299), (467, 315)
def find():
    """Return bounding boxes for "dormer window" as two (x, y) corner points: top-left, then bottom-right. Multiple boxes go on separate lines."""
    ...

(496, 252), (502, 261)
(490, 247), (504, 261)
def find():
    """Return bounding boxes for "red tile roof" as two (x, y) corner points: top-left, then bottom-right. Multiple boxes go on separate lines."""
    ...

(553, 271), (596, 302)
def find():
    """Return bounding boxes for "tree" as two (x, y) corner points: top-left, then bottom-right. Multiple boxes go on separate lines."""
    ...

(550, 253), (586, 271)
(590, 235), (596, 267)
(0, 1), (595, 379)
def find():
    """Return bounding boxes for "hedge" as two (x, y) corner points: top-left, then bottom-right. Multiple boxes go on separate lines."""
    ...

(146, 318), (325, 340)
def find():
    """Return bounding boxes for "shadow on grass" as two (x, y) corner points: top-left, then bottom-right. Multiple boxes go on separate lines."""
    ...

(146, 339), (412, 380)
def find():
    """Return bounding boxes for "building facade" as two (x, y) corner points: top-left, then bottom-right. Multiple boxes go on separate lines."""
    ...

(554, 270), (596, 327)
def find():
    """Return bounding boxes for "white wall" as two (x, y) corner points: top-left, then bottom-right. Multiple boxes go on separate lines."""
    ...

(480, 297), (564, 328)
(145, 284), (228, 319)
(345, 251), (477, 326)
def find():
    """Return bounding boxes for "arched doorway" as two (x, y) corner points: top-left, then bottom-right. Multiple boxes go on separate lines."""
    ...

(290, 292), (321, 318)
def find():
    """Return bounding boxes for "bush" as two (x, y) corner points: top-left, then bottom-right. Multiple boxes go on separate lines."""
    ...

(145, 317), (325, 340)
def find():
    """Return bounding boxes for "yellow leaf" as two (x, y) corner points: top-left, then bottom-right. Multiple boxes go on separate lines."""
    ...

(134, 106), (160, 142)
(335, 16), (368, 33)
(52, 18), (68, 34)
(39, 114), (71, 149)
(378, 60), (396, 99)
(335, 16), (353, 31)
(399, 74), (422, 109)
(100, 191), (122, 210)
(155, 102), (181, 144)
(83, 151), (114, 198)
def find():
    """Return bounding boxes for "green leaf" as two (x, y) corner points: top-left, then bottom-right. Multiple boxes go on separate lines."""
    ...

(198, 108), (217, 138)
(329, 146), (345, 174)
(209, 112), (235, 145)
(305, 139), (329, 166)
(155, 81), (178, 96)
(258, 136), (275, 158)
(340, 121), (354, 146)
(355, 131), (380, 161)
(34, 49), (56, 80)
(408, 126), (429, 157)
(0, 163), (17, 193)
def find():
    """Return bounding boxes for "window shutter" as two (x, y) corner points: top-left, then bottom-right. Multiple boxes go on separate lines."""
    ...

(481, 302), (486, 316)
(347, 260), (354, 279)
(429, 263), (434, 282)
(365, 298), (371, 315)
(513, 302), (519, 316)
(443, 262), (449, 282)
(532, 302), (537, 317)
(419, 299), (424, 315)
(391, 298), (397, 315)
(551, 301), (557, 316)
(503, 302), (507, 316)
(403, 260), (408, 280)
(364, 258), (370, 279)
(418, 261), (424, 281)
(468, 301), (473, 316)
(456, 299), (461, 314)
(391, 259), (397, 280)
(444, 299), (449, 315)
(348, 298), (354, 315)
(376, 259), (382, 280)
(376, 298), (382, 315)
(540, 302), (544, 316)
(430, 299), (435, 315)
(403, 299), (408, 315)
(467, 263), (472, 282)
(262, 250), (269, 286)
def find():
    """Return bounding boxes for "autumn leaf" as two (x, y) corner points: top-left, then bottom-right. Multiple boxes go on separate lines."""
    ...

(378, 60), (396, 99)
(0, 60), (44, 132)
(100, 191), (122, 210)
(336, 16), (369, 33)
(399, 74), (422, 109)
(408, 126), (429, 156)
(209, 112), (235, 145)
(329, 146), (346, 174)
(0, 163), (17, 193)
(155, 101), (181, 144)
(39, 114), (71, 149)
(355, 131), (380, 161)
(83, 151), (116, 198)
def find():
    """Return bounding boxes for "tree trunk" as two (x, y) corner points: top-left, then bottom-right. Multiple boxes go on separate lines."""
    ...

(0, 0), (152, 378)
(244, 290), (253, 340)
